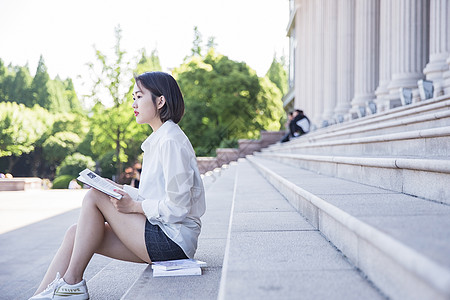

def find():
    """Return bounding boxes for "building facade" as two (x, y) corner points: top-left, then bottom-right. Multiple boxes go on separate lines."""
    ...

(284, 0), (450, 129)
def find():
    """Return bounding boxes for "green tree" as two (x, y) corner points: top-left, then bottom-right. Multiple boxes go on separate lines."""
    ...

(86, 25), (141, 178)
(56, 152), (95, 177)
(266, 54), (288, 96)
(134, 48), (162, 75)
(7, 65), (33, 106)
(31, 55), (52, 109)
(0, 59), (8, 101)
(173, 49), (282, 156)
(0, 102), (50, 171)
(190, 26), (203, 57)
(256, 77), (284, 131)
(42, 132), (82, 173)
(64, 78), (83, 112)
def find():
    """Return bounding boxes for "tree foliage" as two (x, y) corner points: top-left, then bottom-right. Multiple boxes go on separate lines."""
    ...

(174, 48), (283, 156)
(0, 56), (82, 112)
(266, 55), (288, 96)
(0, 102), (51, 171)
(56, 152), (95, 177)
(86, 26), (160, 178)
(0, 25), (286, 179)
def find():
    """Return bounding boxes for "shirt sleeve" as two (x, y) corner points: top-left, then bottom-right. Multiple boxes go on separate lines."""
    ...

(123, 184), (139, 201)
(141, 139), (194, 224)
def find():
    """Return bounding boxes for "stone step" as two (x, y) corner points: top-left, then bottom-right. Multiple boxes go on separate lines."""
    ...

(218, 159), (385, 300)
(247, 155), (450, 300)
(269, 97), (450, 151)
(315, 96), (450, 139)
(121, 164), (237, 299)
(255, 152), (450, 204)
(265, 126), (450, 158)
(87, 260), (147, 300)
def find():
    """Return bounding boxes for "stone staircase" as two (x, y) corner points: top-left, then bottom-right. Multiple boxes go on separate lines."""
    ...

(246, 96), (450, 299)
(2, 96), (449, 299)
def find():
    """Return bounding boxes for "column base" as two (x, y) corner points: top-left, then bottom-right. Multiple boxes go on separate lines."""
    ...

(424, 53), (450, 81)
(350, 93), (375, 119)
(442, 57), (450, 96)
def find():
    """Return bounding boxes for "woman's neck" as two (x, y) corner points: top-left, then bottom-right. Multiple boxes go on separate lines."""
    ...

(150, 119), (164, 132)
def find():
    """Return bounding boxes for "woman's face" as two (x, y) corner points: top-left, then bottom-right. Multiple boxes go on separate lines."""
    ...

(132, 82), (160, 125)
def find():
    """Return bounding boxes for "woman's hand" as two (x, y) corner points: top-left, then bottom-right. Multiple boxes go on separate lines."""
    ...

(109, 189), (144, 214)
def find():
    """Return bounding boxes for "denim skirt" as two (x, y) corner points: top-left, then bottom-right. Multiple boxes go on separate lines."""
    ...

(144, 220), (188, 262)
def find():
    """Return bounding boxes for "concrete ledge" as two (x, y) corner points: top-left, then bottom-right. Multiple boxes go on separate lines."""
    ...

(307, 97), (450, 141)
(0, 178), (42, 191)
(247, 156), (450, 300)
(256, 152), (450, 203)
(269, 126), (450, 153)
(260, 153), (450, 173)
(268, 98), (450, 152)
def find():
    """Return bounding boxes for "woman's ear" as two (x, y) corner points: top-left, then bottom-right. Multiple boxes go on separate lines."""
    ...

(157, 96), (166, 109)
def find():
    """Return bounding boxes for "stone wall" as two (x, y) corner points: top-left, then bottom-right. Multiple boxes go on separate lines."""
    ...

(197, 131), (285, 174)
(0, 178), (42, 191)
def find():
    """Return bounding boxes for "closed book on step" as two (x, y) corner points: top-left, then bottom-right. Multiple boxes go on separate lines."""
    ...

(153, 266), (202, 277)
(151, 259), (207, 271)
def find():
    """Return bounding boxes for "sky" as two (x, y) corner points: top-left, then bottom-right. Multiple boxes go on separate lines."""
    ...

(0, 0), (289, 97)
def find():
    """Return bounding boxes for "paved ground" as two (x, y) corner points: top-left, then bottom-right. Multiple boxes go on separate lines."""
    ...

(0, 189), (106, 299)
(0, 189), (87, 234)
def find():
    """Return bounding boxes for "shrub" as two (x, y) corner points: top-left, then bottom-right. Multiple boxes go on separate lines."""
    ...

(52, 175), (74, 189)
(98, 150), (117, 179)
(56, 152), (95, 177)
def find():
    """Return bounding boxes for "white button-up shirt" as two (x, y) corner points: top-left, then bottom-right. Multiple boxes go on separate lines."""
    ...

(123, 120), (206, 258)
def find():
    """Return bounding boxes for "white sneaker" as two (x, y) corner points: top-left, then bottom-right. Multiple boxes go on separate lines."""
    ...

(29, 272), (89, 300)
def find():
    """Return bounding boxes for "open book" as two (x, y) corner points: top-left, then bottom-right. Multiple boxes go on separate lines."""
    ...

(77, 168), (123, 200)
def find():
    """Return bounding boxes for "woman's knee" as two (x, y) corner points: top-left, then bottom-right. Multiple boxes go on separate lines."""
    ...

(82, 188), (105, 206)
(63, 224), (77, 245)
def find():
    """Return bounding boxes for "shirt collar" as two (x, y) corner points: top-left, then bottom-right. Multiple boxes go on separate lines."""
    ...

(141, 120), (174, 151)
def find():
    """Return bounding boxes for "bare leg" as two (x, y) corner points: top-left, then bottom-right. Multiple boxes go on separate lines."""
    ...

(34, 224), (77, 293)
(33, 189), (151, 294)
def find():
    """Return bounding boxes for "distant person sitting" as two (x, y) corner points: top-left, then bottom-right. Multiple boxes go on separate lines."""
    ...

(280, 111), (294, 143)
(290, 109), (310, 138)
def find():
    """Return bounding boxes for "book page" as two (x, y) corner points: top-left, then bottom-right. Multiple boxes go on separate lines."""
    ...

(77, 169), (123, 199)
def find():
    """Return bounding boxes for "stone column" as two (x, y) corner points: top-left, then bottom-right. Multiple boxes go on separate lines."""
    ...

(293, 0), (301, 110)
(333, 0), (355, 122)
(444, 55), (450, 95)
(375, 0), (392, 112)
(443, 0), (450, 95)
(304, 0), (314, 122)
(311, 0), (325, 127)
(322, 0), (338, 125)
(387, 0), (429, 102)
(350, 0), (380, 119)
(424, 0), (450, 96)
(296, 0), (308, 112)
(295, 0), (312, 114)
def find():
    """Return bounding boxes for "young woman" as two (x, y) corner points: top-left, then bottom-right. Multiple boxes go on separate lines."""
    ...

(30, 71), (206, 300)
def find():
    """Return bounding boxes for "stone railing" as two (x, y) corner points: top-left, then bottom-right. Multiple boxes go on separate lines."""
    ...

(0, 178), (42, 191)
(197, 130), (285, 174)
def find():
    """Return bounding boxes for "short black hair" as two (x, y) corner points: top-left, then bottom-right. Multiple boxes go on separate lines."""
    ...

(134, 71), (185, 124)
